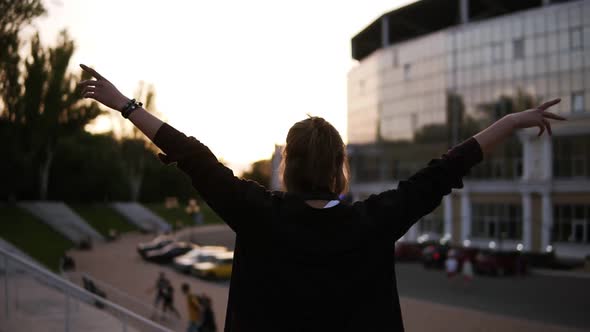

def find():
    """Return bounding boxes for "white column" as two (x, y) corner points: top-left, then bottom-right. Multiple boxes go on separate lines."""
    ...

(460, 189), (471, 241)
(407, 223), (419, 242)
(443, 195), (453, 239)
(519, 133), (532, 181)
(522, 192), (532, 251)
(381, 16), (389, 48)
(542, 135), (553, 181)
(460, 0), (469, 24)
(541, 191), (553, 250)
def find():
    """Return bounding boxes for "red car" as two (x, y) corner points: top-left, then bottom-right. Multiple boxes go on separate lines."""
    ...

(394, 242), (423, 261)
(474, 250), (527, 276)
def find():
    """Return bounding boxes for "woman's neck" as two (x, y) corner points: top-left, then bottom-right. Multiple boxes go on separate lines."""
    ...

(304, 200), (330, 209)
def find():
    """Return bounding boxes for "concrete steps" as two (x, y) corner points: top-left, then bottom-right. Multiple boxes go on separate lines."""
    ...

(17, 202), (104, 244)
(111, 202), (171, 233)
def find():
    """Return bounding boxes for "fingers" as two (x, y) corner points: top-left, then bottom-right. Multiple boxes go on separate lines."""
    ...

(542, 118), (552, 136)
(83, 91), (97, 99)
(80, 64), (106, 81)
(537, 98), (561, 111)
(78, 79), (102, 88)
(542, 111), (566, 121)
(537, 124), (545, 137)
(80, 85), (95, 96)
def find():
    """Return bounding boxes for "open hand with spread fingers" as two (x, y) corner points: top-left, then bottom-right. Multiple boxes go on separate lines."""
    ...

(508, 98), (566, 136)
(77, 64), (130, 112)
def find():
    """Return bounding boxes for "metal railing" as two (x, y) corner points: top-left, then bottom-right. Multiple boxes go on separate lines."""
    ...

(0, 246), (173, 332)
(66, 271), (176, 323)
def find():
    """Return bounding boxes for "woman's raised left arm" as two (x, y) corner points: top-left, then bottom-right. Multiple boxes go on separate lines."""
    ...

(77, 64), (273, 232)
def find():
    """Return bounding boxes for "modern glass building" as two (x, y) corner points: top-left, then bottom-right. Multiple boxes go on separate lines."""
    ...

(347, 0), (590, 259)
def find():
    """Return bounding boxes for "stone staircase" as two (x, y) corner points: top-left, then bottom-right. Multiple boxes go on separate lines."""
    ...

(111, 202), (171, 233)
(17, 201), (104, 244)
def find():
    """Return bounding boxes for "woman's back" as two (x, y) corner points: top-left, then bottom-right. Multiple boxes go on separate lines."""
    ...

(151, 122), (482, 331)
(225, 193), (402, 331)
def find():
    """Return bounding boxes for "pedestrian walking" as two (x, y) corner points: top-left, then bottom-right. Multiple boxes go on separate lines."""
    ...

(445, 249), (459, 281)
(147, 272), (169, 319)
(181, 283), (202, 332)
(462, 258), (474, 285)
(79, 63), (564, 331)
(199, 293), (217, 332)
(161, 281), (181, 320)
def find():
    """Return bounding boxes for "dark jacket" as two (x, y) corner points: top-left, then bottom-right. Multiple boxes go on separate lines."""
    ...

(154, 123), (483, 332)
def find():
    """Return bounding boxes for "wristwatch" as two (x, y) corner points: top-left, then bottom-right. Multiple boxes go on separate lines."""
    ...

(121, 99), (143, 118)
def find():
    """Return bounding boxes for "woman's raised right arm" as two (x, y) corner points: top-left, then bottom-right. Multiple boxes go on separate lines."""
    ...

(78, 64), (163, 139)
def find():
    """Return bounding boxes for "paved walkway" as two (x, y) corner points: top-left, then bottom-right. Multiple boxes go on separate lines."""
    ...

(401, 298), (584, 332)
(67, 226), (587, 332)
(0, 275), (139, 332)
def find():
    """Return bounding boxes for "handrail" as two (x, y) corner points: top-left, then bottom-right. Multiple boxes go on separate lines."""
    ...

(0, 246), (173, 332)
(75, 271), (173, 320)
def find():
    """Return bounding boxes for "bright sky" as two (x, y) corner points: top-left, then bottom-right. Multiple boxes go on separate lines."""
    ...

(36, 0), (416, 174)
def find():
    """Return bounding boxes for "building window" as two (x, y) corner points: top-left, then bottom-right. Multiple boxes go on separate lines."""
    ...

(570, 27), (582, 50)
(553, 205), (590, 243)
(410, 113), (418, 131)
(356, 154), (381, 182)
(572, 92), (584, 113)
(469, 137), (522, 179)
(553, 135), (590, 178)
(404, 63), (411, 80)
(492, 42), (504, 63)
(513, 38), (525, 60)
(471, 204), (522, 240)
(418, 208), (444, 236)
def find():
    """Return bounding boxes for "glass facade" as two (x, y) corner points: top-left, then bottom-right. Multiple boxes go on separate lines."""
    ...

(471, 204), (523, 240)
(347, 1), (590, 254)
(553, 134), (590, 178)
(553, 204), (590, 243)
(348, 1), (590, 150)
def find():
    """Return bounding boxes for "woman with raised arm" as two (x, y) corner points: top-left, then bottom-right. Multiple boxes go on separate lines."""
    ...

(78, 64), (565, 332)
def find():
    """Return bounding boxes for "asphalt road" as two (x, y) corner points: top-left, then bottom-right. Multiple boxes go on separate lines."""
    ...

(185, 225), (590, 330)
(395, 263), (590, 330)
(69, 226), (589, 331)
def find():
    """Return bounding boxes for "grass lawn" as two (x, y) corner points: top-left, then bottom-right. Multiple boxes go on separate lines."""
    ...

(70, 203), (137, 237)
(145, 201), (223, 229)
(0, 205), (74, 271)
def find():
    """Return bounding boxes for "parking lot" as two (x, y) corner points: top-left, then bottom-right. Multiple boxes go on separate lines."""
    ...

(69, 225), (589, 331)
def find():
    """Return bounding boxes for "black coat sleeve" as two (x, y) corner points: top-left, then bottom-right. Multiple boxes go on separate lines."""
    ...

(153, 123), (273, 233)
(362, 137), (483, 240)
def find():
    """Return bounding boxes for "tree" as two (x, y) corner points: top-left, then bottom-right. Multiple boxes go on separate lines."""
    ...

(0, 30), (102, 200)
(118, 82), (159, 201)
(0, 0), (45, 119)
(242, 159), (271, 188)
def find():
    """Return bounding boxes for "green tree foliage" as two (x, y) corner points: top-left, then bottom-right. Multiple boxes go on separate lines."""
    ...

(0, 0), (45, 116)
(0, 31), (102, 200)
(118, 82), (160, 201)
(242, 159), (271, 188)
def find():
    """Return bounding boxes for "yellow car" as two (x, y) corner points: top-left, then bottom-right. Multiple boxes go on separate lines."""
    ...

(191, 251), (234, 280)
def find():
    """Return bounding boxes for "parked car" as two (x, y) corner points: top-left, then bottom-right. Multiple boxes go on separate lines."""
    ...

(474, 250), (527, 276)
(137, 235), (174, 257)
(394, 242), (423, 261)
(144, 242), (195, 263)
(191, 251), (234, 280)
(173, 246), (228, 273)
(422, 244), (449, 269)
